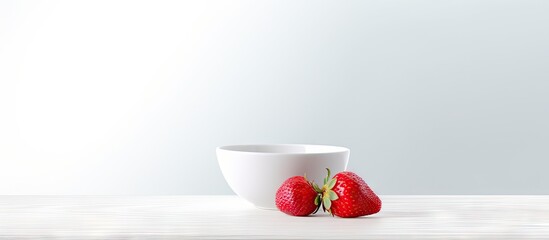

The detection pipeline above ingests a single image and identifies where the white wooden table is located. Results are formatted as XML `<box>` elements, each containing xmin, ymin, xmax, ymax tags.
<box><xmin>1</xmin><ymin>196</ymin><xmax>548</xmax><ymax>239</ymax></box>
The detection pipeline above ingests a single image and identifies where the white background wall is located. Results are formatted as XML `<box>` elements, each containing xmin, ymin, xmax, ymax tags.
<box><xmin>1</xmin><ymin>0</ymin><xmax>548</xmax><ymax>194</ymax></box>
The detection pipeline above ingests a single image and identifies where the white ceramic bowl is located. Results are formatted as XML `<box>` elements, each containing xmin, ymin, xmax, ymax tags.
<box><xmin>217</xmin><ymin>144</ymin><xmax>349</xmax><ymax>209</ymax></box>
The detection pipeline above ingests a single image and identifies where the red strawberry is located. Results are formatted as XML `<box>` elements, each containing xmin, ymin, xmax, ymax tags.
<box><xmin>321</xmin><ymin>169</ymin><xmax>381</xmax><ymax>218</ymax></box>
<box><xmin>275</xmin><ymin>176</ymin><xmax>322</xmax><ymax>216</ymax></box>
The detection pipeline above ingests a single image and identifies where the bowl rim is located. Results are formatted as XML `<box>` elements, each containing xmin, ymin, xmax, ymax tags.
<box><xmin>216</xmin><ymin>144</ymin><xmax>349</xmax><ymax>155</ymax></box>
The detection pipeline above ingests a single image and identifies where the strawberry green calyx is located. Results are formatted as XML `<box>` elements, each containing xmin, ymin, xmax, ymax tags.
<box><xmin>304</xmin><ymin>173</ymin><xmax>324</xmax><ymax>214</ymax></box>
<box><xmin>321</xmin><ymin>168</ymin><xmax>339</xmax><ymax>215</ymax></box>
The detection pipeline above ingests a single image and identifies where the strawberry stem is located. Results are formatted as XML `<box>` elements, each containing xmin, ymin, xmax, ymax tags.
<box><xmin>320</xmin><ymin>168</ymin><xmax>338</xmax><ymax>213</ymax></box>
<box><xmin>306</xmin><ymin>174</ymin><xmax>326</xmax><ymax>215</ymax></box>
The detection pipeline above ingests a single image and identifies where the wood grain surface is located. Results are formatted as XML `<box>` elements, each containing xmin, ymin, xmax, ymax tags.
<box><xmin>1</xmin><ymin>195</ymin><xmax>548</xmax><ymax>239</ymax></box>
